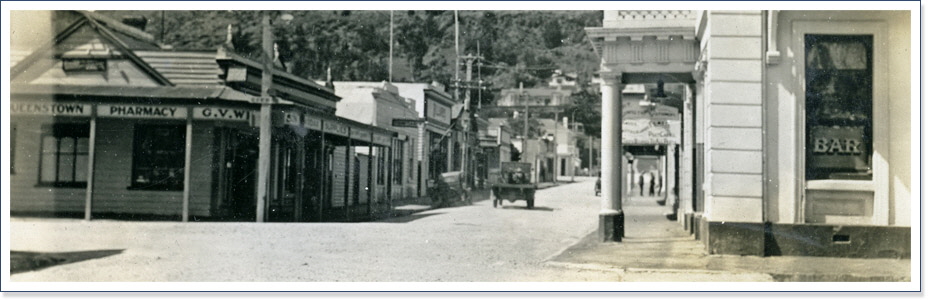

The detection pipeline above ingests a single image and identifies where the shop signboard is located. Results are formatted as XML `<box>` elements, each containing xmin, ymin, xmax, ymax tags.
<box><xmin>303</xmin><ymin>114</ymin><xmax>322</xmax><ymax>131</ymax></box>
<box><xmin>193</xmin><ymin>107</ymin><xmax>254</xmax><ymax>122</ymax></box>
<box><xmin>11</xmin><ymin>102</ymin><xmax>92</xmax><ymax>116</ymax></box>
<box><xmin>282</xmin><ymin>111</ymin><xmax>301</xmax><ymax>126</ymax></box>
<box><xmin>392</xmin><ymin>118</ymin><xmax>423</xmax><ymax>128</ymax></box>
<box><xmin>323</xmin><ymin>121</ymin><xmax>349</xmax><ymax>136</ymax></box>
<box><xmin>350</xmin><ymin>127</ymin><xmax>371</xmax><ymax>141</ymax></box>
<box><xmin>373</xmin><ymin>134</ymin><xmax>392</xmax><ymax>147</ymax></box>
<box><xmin>97</xmin><ymin>105</ymin><xmax>186</xmax><ymax>119</ymax></box>
<box><xmin>426</xmin><ymin>100</ymin><xmax>451</xmax><ymax>125</ymax></box>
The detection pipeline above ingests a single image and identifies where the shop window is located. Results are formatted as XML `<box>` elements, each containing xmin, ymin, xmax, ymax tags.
<box><xmin>39</xmin><ymin>123</ymin><xmax>89</xmax><ymax>188</ymax></box>
<box><xmin>805</xmin><ymin>34</ymin><xmax>873</xmax><ymax>181</ymax></box>
<box><xmin>131</xmin><ymin>124</ymin><xmax>185</xmax><ymax>191</ymax></box>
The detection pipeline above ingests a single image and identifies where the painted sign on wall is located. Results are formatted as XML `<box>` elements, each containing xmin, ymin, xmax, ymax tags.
<box><xmin>622</xmin><ymin>101</ymin><xmax>679</xmax><ymax>121</ymax></box>
<box><xmin>623</xmin><ymin>119</ymin><xmax>680</xmax><ymax>145</ymax></box>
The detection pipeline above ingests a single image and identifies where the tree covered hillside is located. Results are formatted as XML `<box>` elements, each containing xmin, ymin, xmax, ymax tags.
<box><xmin>100</xmin><ymin>10</ymin><xmax>602</xmax><ymax>103</ymax></box>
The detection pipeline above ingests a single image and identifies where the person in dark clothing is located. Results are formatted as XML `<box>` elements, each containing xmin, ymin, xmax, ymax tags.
<box><xmin>638</xmin><ymin>172</ymin><xmax>645</xmax><ymax>196</ymax></box>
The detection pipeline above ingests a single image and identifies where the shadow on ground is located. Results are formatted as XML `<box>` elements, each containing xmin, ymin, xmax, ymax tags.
<box><xmin>10</xmin><ymin>249</ymin><xmax>124</xmax><ymax>274</ymax></box>
<box><xmin>374</xmin><ymin>212</ymin><xmax>446</xmax><ymax>223</ymax></box>
<box><xmin>500</xmin><ymin>206</ymin><xmax>556</xmax><ymax>212</ymax></box>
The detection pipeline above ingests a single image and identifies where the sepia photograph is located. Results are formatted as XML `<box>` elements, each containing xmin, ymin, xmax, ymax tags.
<box><xmin>1</xmin><ymin>1</ymin><xmax>920</xmax><ymax>294</ymax></box>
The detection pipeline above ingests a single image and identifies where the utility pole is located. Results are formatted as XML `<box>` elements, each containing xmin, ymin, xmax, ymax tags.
<box><xmin>389</xmin><ymin>10</ymin><xmax>393</xmax><ymax>82</ymax></box>
<box><xmin>255</xmin><ymin>12</ymin><xmax>274</xmax><ymax>222</ymax></box>
<box><xmin>554</xmin><ymin>111</ymin><xmax>559</xmax><ymax>182</ymax></box>
<box><xmin>462</xmin><ymin>54</ymin><xmax>473</xmax><ymax>189</ymax></box>
<box><xmin>459</xmin><ymin>53</ymin><xmax>482</xmax><ymax>189</ymax></box>
<box><xmin>568</xmin><ymin>110</ymin><xmax>578</xmax><ymax>182</ymax></box>
<box><xmin>518</xmin><ymin>82</ymin><xmax>528</xmax><ymax>163</ymax></box>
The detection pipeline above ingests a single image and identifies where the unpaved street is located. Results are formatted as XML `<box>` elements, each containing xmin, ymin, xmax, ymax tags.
<box><xmin>11</xmin><ymin>178</ymin><xmax>618</xmax><ymax>282</ymax></box>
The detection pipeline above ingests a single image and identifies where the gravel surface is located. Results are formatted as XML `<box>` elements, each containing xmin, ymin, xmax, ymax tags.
<box><xmin>11</xmin><ymin>178</ymin><xmax>616</xmax><ymax>282</ymax></box>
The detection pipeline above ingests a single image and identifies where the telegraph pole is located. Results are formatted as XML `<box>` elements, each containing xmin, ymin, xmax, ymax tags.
<box><xmin>255</xmin><ymin>12</ymin><xmax>274</xmax><ymax>222</ymax></box>
<box><xmin>458</xmin><ymin>53</ymin><xmax>482</xmax><ymax>189</ymax></box>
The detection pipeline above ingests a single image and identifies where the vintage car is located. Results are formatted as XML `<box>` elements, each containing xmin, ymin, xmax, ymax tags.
<box><xmin>490</xmin><ymin>162</ymin><xmax>536</xmax><ymax>209</ymax></box>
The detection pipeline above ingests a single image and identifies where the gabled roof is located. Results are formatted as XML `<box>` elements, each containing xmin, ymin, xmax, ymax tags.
<box><xmin>11</xmin><ymin>10</ymin><xmax>173</xmax><ymax>86</ymax></box>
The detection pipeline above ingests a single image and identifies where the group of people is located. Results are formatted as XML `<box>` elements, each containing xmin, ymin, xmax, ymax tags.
<box><xmin>635</xmin><ymin>170</ymin><xmax>663</xmax><ymax>197</ymax></box>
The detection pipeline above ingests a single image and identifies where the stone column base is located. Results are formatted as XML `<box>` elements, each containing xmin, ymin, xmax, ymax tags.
<box><xmin>598</xmin><ymin>211</ymin><xmax>625</xmax><ymax>242</ymax></box>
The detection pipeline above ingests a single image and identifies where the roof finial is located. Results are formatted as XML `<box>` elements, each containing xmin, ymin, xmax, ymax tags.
<box><xmin>325</xmin><ymin>65</ymin><xmax>335</xmax><ymax>90</ymax></box>
<box><xmin>225</xmin><ymin>24</ymin><xmax>234</xmax><ymax>50</ymax></box>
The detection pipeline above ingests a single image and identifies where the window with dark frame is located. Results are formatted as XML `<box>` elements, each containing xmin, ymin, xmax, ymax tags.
<box><xmin>39</xmin><ymin>123</ymin><xmax>89</xmax><ymax>188</ymax></box>
<box><xmin>131</xmin><ymin>124</ymin><xmax>186</xmax><ymax>191</ymax></box>
<box><xmin>804</xmin><ymin>34</ymin><xmax>873</xmax><ymax>181</ymax></box>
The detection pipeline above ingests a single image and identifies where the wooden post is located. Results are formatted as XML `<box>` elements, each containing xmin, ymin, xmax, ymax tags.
<box><xmin>255</xmin><ymin>12</ymin><xmax>274</xmax><ymax>223</ymax></box>
<box><xmin>367</xmin><ymin>134</ymin><xmax>374</xmax><ymax>218</ymax></box>
<box><xmin>83</xmin><ymin>110</ymin><xmax>97</xmax><ymax>220</ymax></box>
<box><xmin>387</xmin><ymin>138</ymin><xmax>394</xmax><ymax>214</ymax></box>
<box><xmin>295</xmin><ymin>138</ymin><xmax>306</xmax><ymax>222</ymax></box>
<box><xmin>182</xmin><ymin>108</ymin><xmax>193</xmax><ymax>222</ymax></box>
<box><xmin>344</xmin><ymin>129</ymin><xmax>351</xmax><ymax>221</ymax></box>
<box><xmin>319</xmin><ymin>130</ymin><xmax>326</xmax><ymax>222</ymax></box>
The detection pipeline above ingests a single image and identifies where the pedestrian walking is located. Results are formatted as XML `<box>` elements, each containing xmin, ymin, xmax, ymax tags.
<box><xmin>638</xmin><ymin>172</ymin><xmax>645</xmax><ymax>196</ymax></box>
<box><xmin>643</xmin><ymin>171</ymin><xmax>653</xmax><ymax>196</ymax></box>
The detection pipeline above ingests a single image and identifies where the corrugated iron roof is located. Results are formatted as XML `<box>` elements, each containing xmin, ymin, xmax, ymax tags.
<box><xmin>136</xmin><ymin>50</ymin><xmax>223</xmax><ymax>87</ymax></box>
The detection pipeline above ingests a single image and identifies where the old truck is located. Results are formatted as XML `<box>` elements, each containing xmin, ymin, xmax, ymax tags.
<box><xmin>490</xmin><ymin>162</ymin><xmax>536</xmax><ymax>209</ymax></box>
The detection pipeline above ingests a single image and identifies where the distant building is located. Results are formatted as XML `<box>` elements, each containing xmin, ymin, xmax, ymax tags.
<box><xmin>330</xmin><ymin>81</ymin><xmax>421</xmax><ymax>202</ymax></box>
<box><xmin>391</xmin><ymin>82</ymin><xmax>458</xmax><ymax>196</ymax></box>
<box><xmin>479</xmin><ymin>118</ymin><xmax>513</xmax><ymax>185</ymax></box>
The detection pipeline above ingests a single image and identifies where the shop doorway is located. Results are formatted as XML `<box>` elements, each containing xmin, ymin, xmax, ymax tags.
<box><xmin>214</xmin><ymin>128</ymin><xmax>258</xmax><ymax>221</ymax></box>
<box><xmin>269</xmin><ymin>138</ymin><xmax>300</xmax><ymax>222</ymax></box>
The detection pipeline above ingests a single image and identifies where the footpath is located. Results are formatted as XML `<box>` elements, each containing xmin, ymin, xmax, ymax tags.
<box><xmin>545</xmin><ymin>195</ymin><xmax>912</xmax><ymax>282</ymax></box>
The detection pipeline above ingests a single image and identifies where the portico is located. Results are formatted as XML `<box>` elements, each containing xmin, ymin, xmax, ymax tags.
<box><xmin>586</xmin><ymin>10</ymin><xmax>699</xmax><ymax>242</ymax></box>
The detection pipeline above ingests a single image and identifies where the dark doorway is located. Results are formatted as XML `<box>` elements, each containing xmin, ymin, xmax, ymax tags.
<box><xmin>214</xmin><ymin>128</ymin><xmax>258</xmax><ymax>221</ymax></box>
<box><xmin>269</xmin><ymin>137</ymin><xmax>300</xmax><ymax>222</ymax></box>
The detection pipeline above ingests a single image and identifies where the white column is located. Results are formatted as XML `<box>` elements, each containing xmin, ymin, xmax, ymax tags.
<box><xmin>599</xmin><ymin>73</ymin><xmax>624</xmax><ymax>242</ymax></box>
<box><xmin>182</xmin><ymin>109</ymin><xmax>193</xmax><ymax>222</ymax></box>
<box><xmin>83</xmin><ymin>114</ymin><xmax>97</xmax><ymax>221</ymax></box>
<box><xmin>666</xmin><ymin>144</ymin><xmax>677</xmax><ymax>214</ymax></box>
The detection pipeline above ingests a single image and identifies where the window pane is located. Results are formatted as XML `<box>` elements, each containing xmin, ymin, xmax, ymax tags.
<box><xmin>76</xmin><ymin>137</ymin><xmax>89</xmax><ymax>153</ymax></box>
<box><xmin>40</xmin><ymin>152</ymin><xmax>57</xmax><ymax>182</ymax></box>
<box><xmin>805</xmin><ymin>34</ymin><xmax>873</xmax><ymax>181</ymax></box>
<box><xmin>75</xmin><ymin>154</ymin><xmax>88</xmax><ymax>182</ymax></box>
<box><xmin>58</xmin><ymin>154</ymin><xmax>74</xmax><ymax>182</ymax></box>
<box><xmin>59</xmin><ymin>138</ymin><xmax>75</xmax><ymax>154</ymax></box>
<box><xmin>42</xmin><ymin>136</ymin><xmax>57</xmax><ymax>153</ymax></box>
